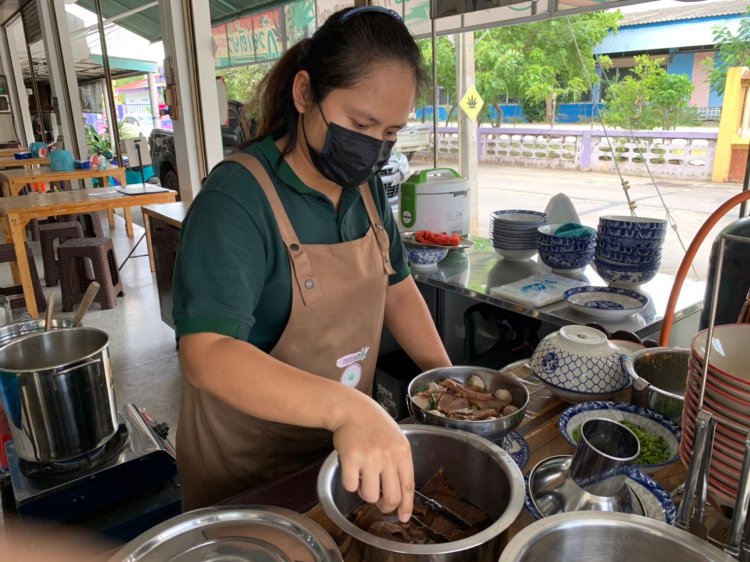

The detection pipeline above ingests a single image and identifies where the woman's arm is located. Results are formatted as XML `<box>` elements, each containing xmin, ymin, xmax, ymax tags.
<box><xmin>384</xmin><ymin>276</ymin><xmax>452</xmax><ymax>371</ymax></box>
<box><xmin>179</xmin><ymin>333</ymin><xmax>414</xmax><ymax>521</ymax></box>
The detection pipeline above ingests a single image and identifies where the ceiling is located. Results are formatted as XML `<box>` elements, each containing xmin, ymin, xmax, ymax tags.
<box><xmin>74</xmin><ymin>0</ymin><xmax>282</xmax><ymax>44</ymax></box>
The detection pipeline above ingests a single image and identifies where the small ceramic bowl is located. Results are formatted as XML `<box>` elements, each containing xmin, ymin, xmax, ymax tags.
<box><xmin>495</xmin><ymin>247</ymin><xmax>538</xmax><ymax>261</ymax></box>
<box><xmin>597</xmin><ymin>225</ymin><xmax>667</xmax><ymax>241</ymax></box>
<box><xmin>597</xmin><ymin>235</ymin><xmax>665</xmax><ymax>252</ymax></box>
<box><xmin>537</xmin><ymin>224</ymin><xmax>597</xmax><ymax>250</ymax></box>
<box><xmin>594</xmin><ymin>259</ymin><xmax>659</xmax><ymax>287</ymax></box>
<box><xmin>599</xmin><ymin>216</ymin><xmax>668</xmax><ymax>231</ymax></box>
<box><xmin>530</xmin><ymin>325</ymin><xmax>630</xmax><ymax>393</ymax></box>
<box><xmin>595</xmin><ymin>247</ymin><xmax>662</xmax><ymax>265</ymax></box>
<box><xmin>491</xmin><ymin>209</ymin><xmax>547</xmax><ymax>226</ymax></box>
<box><xmin>404</xmin><ymin>243</ymin><xmax>449</xmax><ymax>270</ymax></box>
<box><xmin>538</xmin><ymin>248</ymin><xmax>595</xmax><ymax>270</ymax></box>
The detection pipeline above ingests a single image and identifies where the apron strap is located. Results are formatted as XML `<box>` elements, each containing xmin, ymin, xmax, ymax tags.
<box><xmin>226</xmin><ymin>152</ymin><xmax>323</xmax><ymax>306</ymax></box>
<box><xmin>359</xmin><ymin>185</ymin><xmax>397</xmax><ymax>276</ymax></box>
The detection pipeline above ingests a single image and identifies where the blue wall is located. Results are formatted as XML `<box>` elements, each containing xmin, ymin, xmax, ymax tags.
<box><xmin>668</xmin><ymin>52</ymin><xmax>694</xmax><ymax>80</ymax></box>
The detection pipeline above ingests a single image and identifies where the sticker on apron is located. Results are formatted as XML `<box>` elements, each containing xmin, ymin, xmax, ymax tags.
<box><xmin>340</xmin><ymin>363</ymin><xmax>362</xmax><ymax>387</ymax></box>
<box><xmin>336</xmin><ymin>346</ymin><xmax>370</xmax><ymax>368</ymax></box>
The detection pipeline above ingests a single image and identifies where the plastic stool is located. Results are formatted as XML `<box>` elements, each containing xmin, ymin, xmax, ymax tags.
<box><xmin>59</xmin><ymin>237</ymin><xmax>124</xmax><ymax>312</ymax></box>
<box><xmin>39</xmin><ymin>221</ymin><xmax>84</xmax><ymax>286</ymax></box>
<box><xmin>0</xmin><ymin>243</ymin><xmax>47</xmax><ymax>313</ymax></box>
<box><xmin>61</xmin><ymin>212</ymin><xmax>105</xmax><ymax>238</ymax></box>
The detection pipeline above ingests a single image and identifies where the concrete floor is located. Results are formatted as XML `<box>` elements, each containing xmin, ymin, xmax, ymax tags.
<box><xmin>0</xmin><ymin>163</ymin><xmax>742</xmax><ymax>441</ymax></box>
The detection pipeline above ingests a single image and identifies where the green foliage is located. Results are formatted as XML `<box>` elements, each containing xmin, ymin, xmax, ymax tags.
<box><xmin>416</xmin><ymin>37</ymin><xmax>456</xmax><ymax>124</ymax></box>
<box><xmin>703</xmin><ymin>9</ymin><xmax>750</xmax><ymax>95</ymax></box>
<box><xmin>601</xmin><ymin>56</ymin><xmax>695</xmax><ymax>130</ymax></box>
<box><xmin>86</xmin><ymin>125</ymin><xmax>112</xmax><ymax>158</ymax></box>
<box><xmin>474</xmin><ymin>12</ymin><xmax>620</xmax><ymax>123</ymax></box>
<box><xmin>218</xmin><ymin>63</ymin><xmax>274</xmax><ymax>103</ymax></box>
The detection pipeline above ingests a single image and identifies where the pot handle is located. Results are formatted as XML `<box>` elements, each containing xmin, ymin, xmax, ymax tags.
<box><xmin>54</xmin><ymin>357</ymin><xmax>102</xmax><ymax>376</ymax></box>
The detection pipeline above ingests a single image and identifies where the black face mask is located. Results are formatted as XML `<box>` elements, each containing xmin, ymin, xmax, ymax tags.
<box><xmin>304</xmin><ymin>108</ymin><xmax>395</xmax><ymax>188</ymax></box>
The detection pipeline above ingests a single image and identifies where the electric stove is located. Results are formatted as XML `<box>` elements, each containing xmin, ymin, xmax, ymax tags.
<box><xmin>1</xmin><ymin>403</ymin><xmax>182</xmax><ymax>542</ymax></box>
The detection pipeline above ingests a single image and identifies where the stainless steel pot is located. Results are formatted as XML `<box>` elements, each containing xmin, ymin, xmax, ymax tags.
<box><xmin>0</xmin><ymin>318</ymin><xmax>76</xmax><ymax>348</ymax></box>
<box><xmin>0</xmin><ymin>327</ymin><xmax>117</xmax><ymax>463</ymax></box>
<box><xmin>499</xmin><ymin>512</ymin><xmax>736</xmax><ymax>562</ymax></box>
<box><xmin>317</xmin><ymin>425</ymin><xmax>525</xmax><ymax>561</ymax></box>
<box><xmin>623</xmin><ymin>347</ymin><xmax>689</xmax><ymax>422</ymax></box>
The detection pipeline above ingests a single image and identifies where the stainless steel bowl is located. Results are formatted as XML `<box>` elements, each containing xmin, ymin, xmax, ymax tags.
<box><xmin>109</xmin><ymin>505</ymin><xmax>343</xmax><ymax>561</ymax></box>
<box><xmin>499</xmin><ymin>512</ymin><xmax>736</xmax><ymax>562</ymax></box>
<box><xmin>317</xmin><ymin>424</ymin><xmax>525</xmax><ymax>561</ymax></box>
<box><xmin>0</xmin><ymin>317</ymin><xmax>76</xmax><ymax>348</ymax></box>
<box><xmin>623</xmin><ymin>347</ymin><xmax>689</xmax><ymax>422</ymax></box>
<box><xmin>406</xmin><ymin>366</ymin><xmax>529</xmax><ymax>442</ymax></box>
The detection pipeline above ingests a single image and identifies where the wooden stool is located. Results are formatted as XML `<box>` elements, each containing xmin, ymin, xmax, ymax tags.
<box><xmin>0</xmin><ymin>243</ymin><xmax>47</xmax><ymax>313</ymax></box>
<box><xmin>39</xmin><ymin>221</ymin><xmax>84</xmax><ymax>286</ymax></box>
<box><xmin>59</xmin><ymin>237</ymin><xmax>124</xmax><ymax>312</ymax></box>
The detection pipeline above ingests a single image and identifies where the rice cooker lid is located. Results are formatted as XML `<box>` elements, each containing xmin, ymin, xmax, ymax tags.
<box><xmin>108</xmin><ymin>506</ymin><xmax>343</xmax><ymax>562</ymax></box>
<box><xmin>405</xmin><ymin>168</ymin><xmax>468</xmax><ymax>195</ymax></box>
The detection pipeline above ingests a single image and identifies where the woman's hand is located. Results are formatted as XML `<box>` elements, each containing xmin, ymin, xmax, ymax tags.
<box><xmin>331</xmin><ymin>394</ymin><xmax>414</xmax><ymax>522</ymax></box>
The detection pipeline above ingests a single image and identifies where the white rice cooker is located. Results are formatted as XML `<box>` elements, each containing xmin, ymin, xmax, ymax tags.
<box><xmin>398</xmin><ymin>168</ymin><xmax>470</xmax><ymax>235</ymax></box>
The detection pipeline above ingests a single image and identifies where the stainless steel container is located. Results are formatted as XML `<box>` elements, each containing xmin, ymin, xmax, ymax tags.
<box><xmin>406</xmin><ymin>366</ymin><xmax>529</xmax><ymax>442</ymax></box>
<box><xmin>317</xmin><ymin>425</ymin><xmax>525</xmax><ymax>561</ymax></box>
<box><xmin>109</xmin><ymin>506</ymin><xmax>343</xmax><ymax>562</ymax></box>
<box><xmin>623</xmin><ymin>347</ymin><xmax>689</xmax><ymax>422</ymax></box>
<box><xmin>0</xmin><ymin>327</ymin><xmax>117</xmax><ymax>463</ymax></box>
<box><xmin>0</xmin><ymin>318</ymin><xmax>76</xmax><ymax>348</ymax></box>
<box><xmin>499</xmin><ymin>512</ymin><xmax>736</xmax><ymax>562</ymax></box>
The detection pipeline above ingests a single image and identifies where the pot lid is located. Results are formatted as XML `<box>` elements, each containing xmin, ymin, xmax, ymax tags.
<box><xmin>109</xmin><ymin>505</ymin><xmax>343</xmax><ymax>562</ymax></box>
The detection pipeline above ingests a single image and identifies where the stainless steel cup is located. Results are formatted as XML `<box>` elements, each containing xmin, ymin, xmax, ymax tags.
<box><xmin>570</xmin><ymin>418</ymin><xmax>640</xmax><ymax>498</ymax></box>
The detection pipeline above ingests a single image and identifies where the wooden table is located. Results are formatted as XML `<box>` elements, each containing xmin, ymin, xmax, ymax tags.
<box><xmin>0</xmin><ymin>166</ymin><xmax>127</xmax><ymax>197</ymax></box>
<box><xmin>0</xmin><ymin>188</ymin><xmax>177</xmax><ymax>317</ymax></box>
<box><xmin>0</xmin><ymin>156</ymin><xmax>50</xmax><ymax>170</ymax></box>
<box><xmin>0</xmin><ymin>147</ymin><xmax>22</xmax><ymax>158</ymax></box>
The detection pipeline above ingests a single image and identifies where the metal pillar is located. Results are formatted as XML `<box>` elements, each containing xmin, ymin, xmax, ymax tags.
<box><xmin>93</xmin><ymin>0</ymin><xmax>123</xmax><ymax>169</ymax></box>
<box><xmin>0</xmin><ymin>22</ymin><xmax>34</xmax><ymax>145</ymax></box>
<box><xmin>147</xmin><ymin>72</ymin><xmax>161</xmax><ymax>130</ymax></box>
<box><xmin>158</xmin><ymin>0</ymin><xmax>223</xmax><ymax>202</ymax></box>
<box><xmin>456</xmin><ymin>31</ymin><xmax>478</xmax><ymax>235</ymax></box>
<box><xmin>36</xmin><ymin>0</ymin><xmax>87</xmax><ymax>160</ymax></box>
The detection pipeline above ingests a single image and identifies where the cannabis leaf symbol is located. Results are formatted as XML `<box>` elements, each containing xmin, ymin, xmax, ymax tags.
<box><xmin>466</xmin><ymin>95</ymin><xmax>478</xmax><ymax>109</ymax></box>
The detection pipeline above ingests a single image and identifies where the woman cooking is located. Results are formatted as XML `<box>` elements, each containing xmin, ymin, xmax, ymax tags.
<box><xmin>172</xmin><ymin>7</ymin><xmax>451</xmax><ymax>522</ymax></box>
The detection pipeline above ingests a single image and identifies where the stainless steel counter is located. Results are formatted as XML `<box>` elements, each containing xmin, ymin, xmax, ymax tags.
<box><xmin>411</xmin><ymin>237</ymin><xmax>705</xmax><ymax>341</ymax></box>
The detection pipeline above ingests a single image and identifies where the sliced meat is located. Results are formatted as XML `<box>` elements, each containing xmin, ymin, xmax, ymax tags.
<box><xmin>429</xmin><ymin>494</ymin><xmax>489</xmax><ymax>527</ymax></box>
<box><xmin>441</xmin><ymin>379</ymin><xmax>494</xmax><ymax>401</ymax></box>
<box><xmin>437</xmin><ymin>393</ymin><xmax>470</xmax><ymax>414</ymax></box>
<box><xmin>367</xmin><ymin>521</ymin><xmax>429</xmax><ymax>543</ymax></box>
<box><xmin>428</xmin><ymin>514</ymin><xmax>470</xmax><ymax>541</ymax></box>
<box><xmin>470</xmin><ymin>397</ymin><xmax>511</xmax><ymax>410</ymax></box>
<box><xmin>411</xmin><ymin>394</ymin><xmax>431</xmax><ymax>411</ymax></box>
<box><xmin>450</xmin><ymin>408</ymin><xmax>498</xmax><ymax>420</ymax></box>
<box><xmin>421</xmin><ymin>469</ymin><xmax>460</xmax><ymax>499</ymax></box>
<box><xmin>353</xmin><ymin>503</ymin><xmax>386</xmax><ymax>530</ymax></box>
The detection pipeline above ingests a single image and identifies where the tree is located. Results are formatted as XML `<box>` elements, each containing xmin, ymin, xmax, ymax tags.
<box><xmin>601</xmin><ymin>56</ymin><xmax>695</xmax><ymax>130</ymax></box>
<box><xmin>416</xmin><ymin>37</ymin><xmax>456</xmax><ymax>124</ymax></box>
<box><xmin>703</xmin><ymin>9</ymin><xmax>750</xmax><ymax>95</ymax></box>
<box><xmin>474</xmin><ymin>12</ymin><xmax>620</xmax><ymax>124</ymax></box>
<box><xmin>218</xmin><ymin>63</ymin><xmax>273</xmax><ymax>103</ymax></box>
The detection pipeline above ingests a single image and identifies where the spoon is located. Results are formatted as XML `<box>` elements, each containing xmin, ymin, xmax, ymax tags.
<box><xmin>73</xmin><ymin>282</ymin><xmax>100</xmax><ymax>327</ymax></box>
<box><xmin>44</xmin><ymin>292</ymin><xmax>55</xmax><ymax>331</ymax></box>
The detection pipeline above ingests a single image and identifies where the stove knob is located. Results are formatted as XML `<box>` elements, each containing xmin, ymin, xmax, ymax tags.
<box><xmin>153</xmin><ymin>422</ymin><xmax>170</xmax><ymax>439</ymax></box>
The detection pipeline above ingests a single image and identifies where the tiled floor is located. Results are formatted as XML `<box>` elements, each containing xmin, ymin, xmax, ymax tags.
<box><xmin>0</xmin><ymin>209</ymin><xmax>183</xmax><ymax>437</ymax></box>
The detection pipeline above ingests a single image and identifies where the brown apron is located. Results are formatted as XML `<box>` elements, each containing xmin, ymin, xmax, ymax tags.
<box><xmin>177</xmin><ymin>153</ymin><xmax>396</xmax><ymax>511</ymax></box>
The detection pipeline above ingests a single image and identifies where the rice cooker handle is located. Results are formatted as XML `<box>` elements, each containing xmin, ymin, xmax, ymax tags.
<box><xmin>425</xmin><ymin>168</ymin><xmax>462</xmax><ymax>180</ymax></box>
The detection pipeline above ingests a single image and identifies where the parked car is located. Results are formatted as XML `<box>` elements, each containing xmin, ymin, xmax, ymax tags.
<box><xmin>394</xmin><ymin>124</ymin><xmax>431</xmax><ymax>161</ymax></box>
<box><xmin>149</xmin><ymin>100</ymin><xmax>250</xmax><ymax>196</ymax></box>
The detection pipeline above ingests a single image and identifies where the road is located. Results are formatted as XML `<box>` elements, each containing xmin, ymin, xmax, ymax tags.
<box><xmin>410</xmin><ymin>160</ymin><xmax>746</xmax><ymax>282</ymax></box>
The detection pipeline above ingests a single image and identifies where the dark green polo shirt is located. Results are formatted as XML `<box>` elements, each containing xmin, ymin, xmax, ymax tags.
<box><xmin>172</xmin><ymin>135</ymin><xmax>410</xmax><ymax>351</ymax></box>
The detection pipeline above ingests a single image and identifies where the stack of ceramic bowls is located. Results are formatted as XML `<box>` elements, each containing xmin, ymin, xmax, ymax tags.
<box><xmin>594</xmin><ymin>216</ymin><xmax>667</xmax><ymax>286</ymax></box>
<box><xmin>490</xmin><ymin>210</ymin><xmax>547</xmax><ymax>261</ymax></box>
<box><xmin>537</xmin><ymin>224</ymin><xmax>596</xmax><ymax>272</ymax></box>
<box><xmin>681</xmin><ymin>324</ymin><xmax>750</xmax><ymax>508</ymax></box>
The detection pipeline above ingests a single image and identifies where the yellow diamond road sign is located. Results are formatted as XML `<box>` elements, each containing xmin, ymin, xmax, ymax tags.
<box><xmin>459</xmin><ymin>85</ymin><xmax>484</xmax><ymax>123</ymax></box>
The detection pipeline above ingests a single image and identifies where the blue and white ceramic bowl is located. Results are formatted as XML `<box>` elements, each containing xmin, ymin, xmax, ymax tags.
<box><xmin>403</xmin><ymin>243</ymin><xmax>449</xmax><ymax>269</ymax></box>
<box><xmin>558</xmin><ymin>401</ymin><xmax>681</xmax><ymax>473</ymax></box>
<box><xmin>597</xmin><ymin>238</ymin><xmax>663</xmax><ymax>257</ymax></box>
<box><xmin>530</xmin><ymin>325</ymin><xmax>630</xmax><ymax>393</ymax></box>
<box><xmin>563</xmin><ymin>286</ymin><xmax>649</xmax><ymax>320</ymax></box>
<box><xmin>537</xmin><ymin>224</ymin><xmax>597</xmax><ymax>249</ymax></box>
<box><xmin>594</xmin><ymin>259</ymin><xmax>659</xmax><ymax>287</ymax></box>
<box><xmin>599</xmin><ymin>216</ymin><xmax>668</xmax><ymax>232</ymax></box>
<box><xmin>538</xmin><ymin>248</ymin><xmax>595</xmax><ymax>270</ymax></box>
<box><xmin>598</xmin><ymin>225</ymin><xmax>667</xmax><ymax>241</ymax></box>
<box><xmin>595</xmin><ymin>248</ymin><xmax>662</xmax><ymax>265</ymax></box>
<box><xmin>491</xmin><ymin>209</ymin><xmax>547</xmax><ymax>226</ymax></box>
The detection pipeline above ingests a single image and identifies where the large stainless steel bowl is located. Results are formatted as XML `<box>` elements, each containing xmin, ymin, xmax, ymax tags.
<box><xmin>499</xmin><ymin>512</ymin><xmax>736</xmax><ymax>562</ymax></box>
<box><xmin>0</xmin><ymin>317</ymin><xmax>76</xmax><ymax>348</ymax></box>
<box><xmin>623</xmin><ymin>347</ymin><xmax>689</xmax><ymax>422</ymax></box>
<box><xmin>317</xmin><ymin>424</ymin><xmax>525</xmax><ymax>562</ymax></box>
<box><xmin>406</xmin><ymin>366</ymin><xmax>529</xmax><ymax>442</ymax></box>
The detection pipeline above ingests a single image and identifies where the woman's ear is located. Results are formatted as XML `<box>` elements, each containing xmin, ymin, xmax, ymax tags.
<box><xmin>292</xmin><ymin>70</ymin><xmax>314</xmax><ymax>114</ymax></box>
